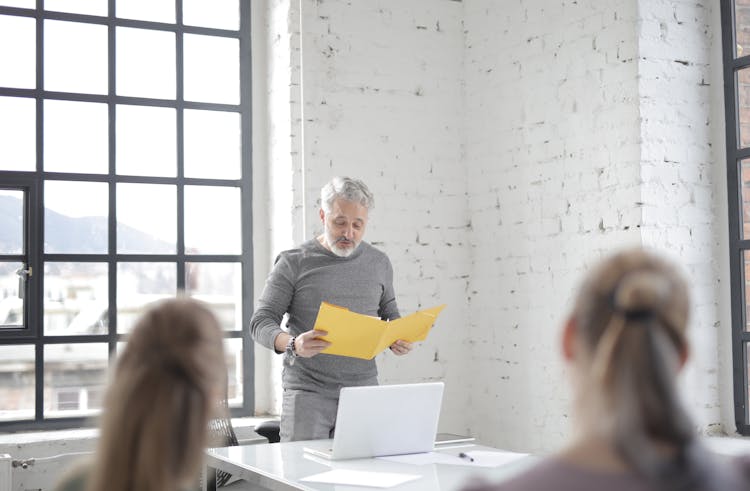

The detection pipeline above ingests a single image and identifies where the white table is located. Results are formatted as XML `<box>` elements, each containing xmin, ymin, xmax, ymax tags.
<box><xmin>205</xmin><ymin>440</ymin><xmax>534</xmax><ymax>491</ymax></box>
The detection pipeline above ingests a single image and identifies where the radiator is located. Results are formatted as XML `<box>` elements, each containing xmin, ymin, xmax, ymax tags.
<box><xmin>7</xmin><ymin>452</ymin><xmax>89</xmax><ymax>491</ymax></box>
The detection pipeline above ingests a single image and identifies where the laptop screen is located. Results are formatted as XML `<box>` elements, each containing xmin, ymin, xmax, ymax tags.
<box><xmin>326</xmin><ymin>382</ymin><xmax>445</xmax><ymax>460</ymax></box>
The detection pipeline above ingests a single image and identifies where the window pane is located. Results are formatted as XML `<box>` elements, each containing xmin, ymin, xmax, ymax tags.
<box><xmin>0</xmin><ymin>1</ymin><xmax>34</xmax><ymax>7</ymax></box>
<box><xmin>44</xmin><ymin>20</ymin><xmax>107</xmax><ymax>95</ymax></box>
<box><xmin>0</xmin><ymin>190</ymin><xmax>24</xmax><ymax>254</ymax></box>
<box><xmin>116</xmin><ymin>0</ymin><xmax>174</xmax><ymax>23</ymax></box>
<box><xmin>184</xmin><ymin>110</ymin><xmax>241</xmax><ymax>179</ymax></box>
<box><xmin>44</xmin><ymin>100</ymin><xmax>108</xmax><ymax>174</ymax></box>
<box><xmin>116</xmin><ymin>105</ymin><xmax>176</xmax><ymax>177</ymax></box>
<box><xmin>0</xmin><ymin>262</ymin><xmax>24</xmax><ymax>328</ymax></box>
<box><xmin>186</xmin><ymin>262</ymin><xmax>241</xmax><ymax>331</ymax></box>
<box><xmin>185</xmin><ymin>186</ymin><xmax>241</xmax><ymax>254</ymax></box>
<box><xmin>740</xmin><ymin>68</ymin><xmax>750</xmax><ymax>149</ymax></box>
<box><xmin>45</xmin><ymin>0</ymin><xmax>107</xmax><ymax>16</ymax></box>
<box><xmin>44</xmin><ymin>343</ymin><xmax>107</xmax><ymax>418</ymax></box>
<box><xmin>743</xmin><ymin>159</ymin><xmax>750</xmax><ymax>240</ymax></box>
<box><xmin>116</xmin><ymin>183</ymin><xmax>176</xmax><ymax>254</ymax></box>
<box><xmin>45</xmin><ymin>181</ymin><xmax>108</xmax><ymax>254</ymax></box>
<box><xmin>184</xmin><ymin>34</ymin><xmax>240</xmax><ymax>105</ymax></box>
<box><xmin>0</xmin><ymin>15</ymin><xmax>35</xmax><ymax>89</ymax></box>
<box><xmin>0</xmin><ymin>97</ymin><xmax>35</xmax><ymax>172</ymax></box>
<box><xmin>0</xmin><ymin>345</ymin><xmax>34</xmax><ymax>421</ymax></box>
<box><xmin>117</xmin><ymin>262</ymin><xmax>175</xmax><ymax>333</ymax></box>
<box><xmin>44</xmin><ymin>262</ymin><xmax>108</xmax><ymax>335</ymax></box>
<box><xmin>737</xmin><ymin>1</ymin><xmax>750</xmax><ymax>58</ymax></box>
<box><xmin>116</xmin><ymin>27</ymin><xmax>175</xmax><ymax>100</ymax></box>
<box><xmin>184</xmin><ymin>0</ymin><xmax>239</xmax><ymax>30</ymax></box>
<box><xmin>225</xmin><ymin>337</ymin><xmax>242</xmax><ymax>407</ymax></box>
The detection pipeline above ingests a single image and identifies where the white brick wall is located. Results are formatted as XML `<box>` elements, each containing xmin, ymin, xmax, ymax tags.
<box><xmin>637</xmin><ymin>0</ymin><xmax>724</xmax><ymax>435</ymax></box>
<box><xmin>257</xmin><ymin>0</ymin><xmax>735</xmax><ymax>452</ymax></box>
<box><xmin>464</xmin><ymin>0</ymin><xmax>644</xmax><ymax>452</ymax></box>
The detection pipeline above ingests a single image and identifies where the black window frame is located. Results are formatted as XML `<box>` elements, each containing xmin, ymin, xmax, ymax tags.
<box><xmin>721</xmin><ymin>0</ymin><xmax>750</xmax><ymax>436</ymax></box>
<box><xmin>0</xmin><ymin>0</ymin><xmax>254</xmax><ymax>431</ymax></box>
<box><xmin>0</xmin><ymin>178</ymin><xmax>39</xmax><ymax>337</ymax></box>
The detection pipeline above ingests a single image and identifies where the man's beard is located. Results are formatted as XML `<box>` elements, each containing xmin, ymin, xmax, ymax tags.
<box><xmin>325</xmin><ymin>229</ymin><xmax>359</xmax><ymax>257</ymax></box>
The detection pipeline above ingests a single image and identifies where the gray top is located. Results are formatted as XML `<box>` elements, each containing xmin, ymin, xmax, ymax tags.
<box><xmin>461</xmin><ymin>455</ymin><xmax>750</xmax><ymax>491</ymax></box>
<box><xmin>250</xmin><ymin>238</ymin><xmax>400</xmax><ymax>396</ymax></box>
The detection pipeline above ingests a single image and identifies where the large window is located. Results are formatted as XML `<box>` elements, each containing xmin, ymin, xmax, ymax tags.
<box><xmin>722</xmin><ymin>0</ymin><xmax>750</xmax><ymax>436</ymax></box>
<box><xmin>0</xmin><ymin>0</ymin><xmax>252</xmax><ymax>430</ymax></box>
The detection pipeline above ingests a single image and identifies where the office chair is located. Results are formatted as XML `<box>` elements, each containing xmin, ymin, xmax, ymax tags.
<box><xmin>205</xmin><ymin>403</ymin><xmax>278</xmax><ymax>489</ymax></box>
<box><xmin>206</xmin><ymin>401</ymin><xmax>239</xmax><ymax>488</ymax></box>
<box><xmin>253</xmin><ymin>419</ymin><xmax>281</xmax><ymax>443</ymax></box>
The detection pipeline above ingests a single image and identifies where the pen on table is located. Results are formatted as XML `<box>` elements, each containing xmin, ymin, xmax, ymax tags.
<box><xmin>459</xmin><ymin>452</ymin><xmax>474</xmax><ymax>462</ymax></box>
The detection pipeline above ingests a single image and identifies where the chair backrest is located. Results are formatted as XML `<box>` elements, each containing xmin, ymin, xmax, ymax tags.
<box><xmin>207</xmin><ymin>398</ymin><xmax>238</xmax><ymax>487</ymax></box>
<box><xmin>254</xmin><ymin>420</ymin><xmax>280</xmax><ymax>444</ymax></box>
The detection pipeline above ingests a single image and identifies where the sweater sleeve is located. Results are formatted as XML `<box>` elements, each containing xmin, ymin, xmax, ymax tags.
<box><xmin>249</xmin><ymin>252</ymin><xmax>297</xmax><ymax>352</ymax></box>
<box><xmin>378</xmin><ymin>255</ymin><xmax>401</xmax><ymax>321</ymax></box>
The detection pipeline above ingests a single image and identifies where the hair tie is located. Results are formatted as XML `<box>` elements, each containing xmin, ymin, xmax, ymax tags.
<box><xmin>616</xmin><ymin>308</ymin><xmax>656</xmax><ymax>323</ymax></box>
<box><xmin>609</xmin><ymin>290</ymin><xmax>657</xmax><ymax>324</ymax></box>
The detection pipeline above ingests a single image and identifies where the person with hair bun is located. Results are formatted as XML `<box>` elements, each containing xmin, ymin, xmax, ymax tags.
<box><xmin>463</xmin><ymin>248</ymin><xmax>750</xmax><ymax>491</ymax></box>
<box><xmin>55</xmin><ymin>297</ymin><xmax>227</xmax><ymax>491</ymax></box>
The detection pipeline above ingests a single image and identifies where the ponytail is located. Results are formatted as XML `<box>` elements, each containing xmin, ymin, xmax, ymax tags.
<box><xmin>574</xmin><ymin>251</ymin><xmax>715</xmax><ymax>490</ymax></box>
<box><xmin>86</xmin><ymin>298</ymin><xmax>226</xmax><ymax>491</ymax></box>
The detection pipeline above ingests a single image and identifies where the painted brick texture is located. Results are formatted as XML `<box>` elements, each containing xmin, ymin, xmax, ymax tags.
<box><xmin>464</xmin><ymin>0</ymin><xmax>644</xmax><ymax>452</ymax></box>
<box><xmin>460</xmin><ymin>0</ymin><xmax>726</xmax><ymax>451</ymax></box>
<box><xmin>637</xmin><ymin>0</ymin><xmax>723</xmax><ymax>435</ymax></box>
<box><xmin>263</xmin><ymin>0</ymin><xmax>729</xmax><ymax>452</ymax></box>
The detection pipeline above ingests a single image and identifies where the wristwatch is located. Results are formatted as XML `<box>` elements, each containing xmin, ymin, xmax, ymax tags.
<box><xmin>286</xmin><ymin>336</ymin><xmax>298</xmax><ymax>360</ymax></box>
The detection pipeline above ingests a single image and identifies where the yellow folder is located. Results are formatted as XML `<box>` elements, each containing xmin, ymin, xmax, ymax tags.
<box><xmin>313</xmin><ymin>302</ymin><xmax>446</xmax><ymax>360</ymax></box>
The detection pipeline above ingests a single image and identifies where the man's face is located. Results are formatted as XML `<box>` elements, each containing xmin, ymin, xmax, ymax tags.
<box><xmin>320</xmin><ymin>198</ymin><xmax>369</xmax><ymax>257</ymax></box>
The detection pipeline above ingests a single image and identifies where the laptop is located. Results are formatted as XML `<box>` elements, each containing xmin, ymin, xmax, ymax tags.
<box><xmin>303</xmin><ymin>382</ymin><xmax>445</xmax><ymax>460</ymax></box>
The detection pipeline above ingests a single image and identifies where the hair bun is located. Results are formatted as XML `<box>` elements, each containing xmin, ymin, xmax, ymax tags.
<box><xmin>612</xmin><ymin>270</ymin><xmax>671</xmax><ymax>318</ymax></box>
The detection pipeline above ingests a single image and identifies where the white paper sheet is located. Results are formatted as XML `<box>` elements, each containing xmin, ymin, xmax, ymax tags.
<box><xmin>299</xmin><ymin>469</ymin><xmax>421</xmax><ymax>488</ymax></box>
<box><xmin>377</xmin><ymin>450</ymin><xmax>529</xmax><ymax>468</ymax></box>
<box><xmin>460</xmin><ymin>450</ymin><xmax>530</xmax><ymax>467</ymax></box>
<box><xmin>377</xmin><ymin>452</ymin><xmax>467</xmax><ymax>465</ymax></box>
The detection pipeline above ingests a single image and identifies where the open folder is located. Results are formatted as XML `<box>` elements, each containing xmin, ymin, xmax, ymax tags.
<box><xmin>312</xmin><ymin>302</ymin><xmax>445</xmax><ymax>360</ymax></box>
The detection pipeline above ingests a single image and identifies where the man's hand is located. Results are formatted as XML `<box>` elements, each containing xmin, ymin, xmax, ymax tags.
<box><xmin>389</xmin><ymin>339</ymin><xmax>413</xmax><ymax>356</ymax></box>
<box><xmin>294</xmin><ymin>330</ymin><xmax>331</xmax><ymax>358</ymax></box>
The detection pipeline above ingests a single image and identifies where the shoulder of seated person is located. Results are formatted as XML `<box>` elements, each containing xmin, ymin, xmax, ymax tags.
<box><xmin>737</xmin><ymin>454</ymin><xmax>750</xmax><ymax>480</ymax></box>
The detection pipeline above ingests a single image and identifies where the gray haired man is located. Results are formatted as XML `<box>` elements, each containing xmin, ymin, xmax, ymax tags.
<box><xmin>250</xmin><ymin>176</ymin><xmax>413</xmax><ymax>441</ymax></box>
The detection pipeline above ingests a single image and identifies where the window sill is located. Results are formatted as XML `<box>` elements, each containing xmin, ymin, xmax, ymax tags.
<box><xmin>0</xmin><ymin>416</ymin><xmax>272</xmax><ymax>460</ymax></box>
<box><xmin>704</xmin><ymin>435</ymin><xmax>750</xmax><ymax>456</ymax></box>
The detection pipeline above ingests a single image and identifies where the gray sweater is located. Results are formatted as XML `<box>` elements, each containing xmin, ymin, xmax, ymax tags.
<box><xmin>461</xmin><ymin>455</ymin><xmax>750</xmax><ymax>491</ymax></box>
<box><xmin>250</xmin><ymin>238</ymin><xmax>400</xmax><ymax>396</ymax></box>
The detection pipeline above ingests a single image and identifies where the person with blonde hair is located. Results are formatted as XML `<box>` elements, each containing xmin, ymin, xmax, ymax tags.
<box><xmin>464</xmin><ymin>248</ymin><xmax>750</xmax><ymax>491</ymax></box>
<box><xmin>55</xmin><ymin>297</ymin><xmax>227</xmax><ymax>491</ymax></box>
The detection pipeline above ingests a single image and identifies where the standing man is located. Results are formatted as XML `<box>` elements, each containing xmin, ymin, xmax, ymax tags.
<box><xmin>250</xmin><ymin>176</ymin><xmax>413</xmax><ymax>441</ymax></box>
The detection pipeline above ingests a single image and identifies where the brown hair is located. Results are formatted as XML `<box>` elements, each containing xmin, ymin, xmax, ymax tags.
<box><xmin>572</xmin><ymin>248</ymin><xmax>701</xmax><ymax>488</ymax></box>
<box><xmin>86</xmin><ymin>298</ymin><xmax>226</xmax><ymax>491</ymax></box>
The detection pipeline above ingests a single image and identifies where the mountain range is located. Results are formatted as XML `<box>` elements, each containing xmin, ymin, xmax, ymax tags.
<box><xmin>0</xmin><ymin>195</ymin><xmax>173</xmax><ymax>274</ymax></box>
